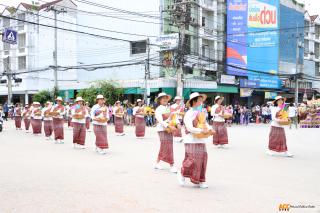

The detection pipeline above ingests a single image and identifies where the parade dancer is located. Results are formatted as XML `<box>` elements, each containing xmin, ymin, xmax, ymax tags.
<box><xmin>51</xmin><ymin>97</ymin><xmax>66</xmax><ymax>144</ymax></box>
<box><xmin>85</xmin><ymin>102</ymin><xmax>91</xmax><ymax>132</ymax></box>
<box><xmin>71</xmin><ymin>97</ymin><xmax>88</xmax><ymax>149</ymax></box>
<box><xmin>31</xmin><ymin>102</ymin><xmax>42</xmax><ymax>135</ymax></box>
<box><xmin>113</xmin><ymin>101</ymin><xmax>125</xmax><ymax>136</ymax></box>
<box><xmin>14</xmin><ymin>103</ymin><xmax>22</xmax><ymax>130</ymax></box>
<box><xmin>178</xmin><ymin>92</ymin><xmax>213</xmax><ymax>189</ymax></box>
<box><xmin>154</xmin><ymin>93</ymin><xmax>179</xmax><ymax>173</ymax></box>
<box><xmin>42</xmin><ymin>101</ymin><xmax>53</xmax><ymax>140</ymax></box>
<box><xmin>170</xmin><ymin>96</ymin><xmax>184</xmax><ymax>142</ymax></box>
<box><xmin>22</xmin><ymin>105</ymin><xmax>31</xmax><ymax>133</ymax></box>
<box><xmin>91</xmin><ymin>95</ymin><xmax>109</xmax><ymax>154</ymax></box>
<box><xmin>267</xmin><ymin>96</ymin><xmax>293</xmax><ymax>157</ymax></box>
<box><xmin>211</xmin><ymin>96</ymin><xmax>229</xmax><ymax>148</ymax></box>
<box><xmin>133</xmin><ymin>99</ymin><xmax>146</xmax><ymax>138</ymax></box>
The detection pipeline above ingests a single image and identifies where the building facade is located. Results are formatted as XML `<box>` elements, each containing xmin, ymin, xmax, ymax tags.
<box><xmin>304</xmin><ymin>12</ymin><xmax>320</xmax><ymax>93</ymax></box>
<box><xmin>0</xmin><ymin>0</ymin><xmax>78</xmax><ymax>105</ymax></box>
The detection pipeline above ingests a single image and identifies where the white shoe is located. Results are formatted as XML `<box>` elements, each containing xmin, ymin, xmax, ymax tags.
<box><xmin>266</xmin><ymin>150</ymin><xmax>274</xmax><ymax>156</ymax></box>
<box><xmin>55</xmin><ymin>140</ymin><xmax>59</xmax><ymax>144</ymax></box>
<box><xmin>99</xmin><ymin>149</ymin><xmax>107</xmax><ymax>155</ymax></box>
<box><xmin>46</xmin><ymin>137</ymin><xmax>50</xmax><ymax>140</ymax></box>
<box><xmin>73</xmin><ymin>143</ymin><xmax>78</xmax><ymax>149</ymax></box>
<box><xmin>80</xmin><ymin>145</ymin><xmax>86</xmax><ymax>149</ymax></box>
<box><xmin>199</xmin><ymin>183</ymin><xmax>209</xmax><ymax>189</ymax></box>
<box><xmin>59</xmin><ymin>140</ymin><xmax>64</xmax><ymax>144</ymax></box>
<box><xmin>285</xmin><ymin>152</ymin><xmax>294</xmax><ymax>157</ymax></box>
<box><xmin>170</xmin><ymin>166</ymin><xmax>178</xmax><ymax>173</ymax></box>
<box><xmin>177</xmin><ymin>172</ymin><xmax>185</xmax><ymax>186</ymax></box>
<box><xmin>154</xmin><ymin>163</ymin><xmax>163</xmax><ymax>170</ymax></box>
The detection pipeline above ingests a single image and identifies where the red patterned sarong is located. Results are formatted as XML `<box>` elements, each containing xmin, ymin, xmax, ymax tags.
<box><xmin>115</xmin><ymin>116</ymin><xmax>124</xmax><ymax>133</ymax></box>
<box><xmin>268</xmin><ymin>126</ymin><xmax>287</xmax><ymax>152</ymax></box>
<box><xmin>53</xmin><ymin>118</ymin><xmax>64</xmax><ymax>140</ymax></box>
<box><xmin>157</xmin><ymin>131</ymin><xmax>174</xmax><ymax>164</ymax></box>
<box><xmin>15</xmin><ymin>116</ymin><xmax>22</xmax><ymax>128</ymax></box>
<box><xmin>85</xmin><ymin>117</ymin><xmax>90</xmax><ymax>130</ymax></box>
<box><xmin>44</xmin><ymin>120</ymin><xmax>53</xmax><ymax>137</ymax></box>
<box><xmin>24</xmin><ymin>118</ymin><xmax>30</xmax><ymax>130</ymax></box>
<box><xmin>73</xmin><ymin>122</ymin><xmax>86</xmax><ymax>145</ymax></box>
<box><xmin>93</xmin><ymin>124</ymin><xmax>108</xmax><ymax>149</ymax></box>
<box><xmin>212</xmin><ymin>121</ymin><xmax>228</xmax><ymax>145</ymax></box>
<box><xmin>32</xmin><ymin>119</ymin><xmax>42</xmax><ymax>134</ymax></box>
<box><xmin>135</xmin><ymin>116</ymin><xmax>145</xmax><ymax>137</ymax></box>
<box><xmin>181</xmin><ymin>143</ymin><xmax>207</xmax><ymax>184</ymax></box>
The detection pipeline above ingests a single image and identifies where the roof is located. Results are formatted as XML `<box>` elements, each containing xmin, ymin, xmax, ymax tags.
<box><xmin>310</xmin><ymin>15</ymin><xmax>319</xmax><ymax>22</ymax></box>
<box><xmin>2</xmin><ymin>0</ymin><xmax>76</xmax><ymax>14</ymax></box>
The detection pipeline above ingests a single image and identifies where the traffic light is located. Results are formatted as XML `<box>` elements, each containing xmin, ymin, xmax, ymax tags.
<box><xmin>0</xmin><ymin>79</ymin><xmax>7</xmax><ymax>84</ymax></box>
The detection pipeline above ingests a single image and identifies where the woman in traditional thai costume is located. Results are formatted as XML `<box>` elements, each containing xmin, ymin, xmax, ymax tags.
<box><xmin>22</xmin><ymin>104</ymin><xmax>31</xmax><ymax>132</ymax></box>
<box><xmin>154</xmin><ymin>93</ymin><xmax>179</xmax><ymax>173</ymax></box>
<box><xmin>91</xmin><ymin>95</ymin><xmax>109</xmax><ymax>154</ymax></box>
<box><xmin>42</xmin><ymin>101</ymin><xmax>53</xmax><ymax>140</ymax></box>
<box><xmin>71</xmin><ymin>97</ymin><xmax>88</xmax><ymax>149</ymax></box>
<box><xmin>31</xmin><ymin>102</ymin><xmax>42</xmax><ymax>135</ymax></box>
<box><xmin>51</xmin><ymin>97</ymin><xmax>66</xmax><ymax>144</ymax></box>
<box><xmin>113</xmin><ymin>101</ymin><xmax>125</xmax><ymax>136</ymax></box>
<box><xmin>267</xmin><ymin>96</ymin><xmax>293</xmax><ymax>157</ymax></box>
<box><xmin>178</xmin><ymin>92</ymin><xmax>213</xmax><ymax>189</ymax></box>
<box><xmin>211</xmin><ymin>96</ymin><xmax>229</xmax><ymax>148</ymax></box>
<box><xmin>14</xmin><ymin>103</ymin><xmax>22</xmax><ymax>130</ymax></box>
<box><xmin>133</xmin><ymin>99</ymin><xmax>146</xmax><ymax>138</ymax></box>
<box><xmin>170</xmin><ymin>96</ymin><xmax>184</xmax><ymax>143</ymax></box>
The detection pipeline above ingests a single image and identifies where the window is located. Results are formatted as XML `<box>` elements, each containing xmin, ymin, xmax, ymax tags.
<box><xmin>18</xmin><ymin>56</ymin><xmax>26</xmax><ymax>70</ymax></box>
<box><xmin>18</xmin><ymin>33</ymin><xmax>26</xmax><ymax>48</ymax></box>
<box><xmin>202</xmin><ymin>45</ymin><xmax>208</xmax><ymax>58</ymax></box>
<box><xmin>184</xmin><ymin>34</ymin><xmax>191</xmax><ymax>55</ymax></box>
<box><xmin>202</xmin><ymin>17</ymin><xmax>206</xmax><ymax>27</ymax></box>
<box><xmin>18</xmin><ymin>13</ymin><xmax>26</xmax><ymax>30</ymax></box>
<box><xmin>304</xmin><ymin>39</ymin><xmax>309</xmax><ymax>56</ymax></box>
<box><xmin>316</xmin><ymin>62</ymin><xmax>320</xmax><ymax>76</ymax></box>
<box><xmin>315</xmin><ymin>43</ymin><xmax>320</xmax><ymax>59</ymax></box>
<box><xmin>315</xmin><ymin>25</ymin><xmax>320</xmax><ymax>39</ymax></box>
<box><xmin>131</xmin><ymin>41</ymin><xmax>147</xmax><ymax>54</ymax></box>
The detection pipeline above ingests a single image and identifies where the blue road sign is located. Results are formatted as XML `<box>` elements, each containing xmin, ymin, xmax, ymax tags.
<box><xmin>2</xmin><ymin>28</ymin><xmax>18</xmax><ymax>44</ymax></box>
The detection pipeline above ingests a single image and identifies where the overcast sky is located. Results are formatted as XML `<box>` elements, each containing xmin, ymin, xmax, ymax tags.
<box><xmin>1</xmin><ymin>0</ymin><xmax>319</xmax><ymax>18</ymax></box>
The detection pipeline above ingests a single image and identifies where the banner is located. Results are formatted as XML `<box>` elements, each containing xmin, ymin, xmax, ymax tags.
<box><xmin>265</xmin><ymin>92</ymin><xmax>277</xmax><ymax>99</ymax></box>
<box><xmin>226</xmin><ymin>0</ymin><xmax>281</xmax><ymax>89</ymax></box>
<box><xmin>240</xmin><ymin>88</ymin><xmax>253</xmax><ymax>97</ymax></box>
<box><xmin>220</xmin><ymin>75</ymin><xmax>235</xmax><ymax>84</ymax></box>
<box><xmin>155</xmin><ymin>33</ymin><xmax>179</xmax><ymax>51</ymax></box>
<box><xmin>226</xmin><ymin>0</ymin><xmax>248</xmax><ymax>76</ymax></box>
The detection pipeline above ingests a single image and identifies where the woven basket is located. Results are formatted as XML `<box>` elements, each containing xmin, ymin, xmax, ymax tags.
<box><xmin>73</xmin><ymin>114</ymin><xmax>85</xmax><ymax>120</ymax></box>
<box><xmin>279</xmin><ymin>119</ymin><xmax>290</xmax><ymax>126</ymax></box>
<box><xmin>96</xmin><ymin>117</ymin><xmax>108</xmax><ymax>123</ymax></box>
<box><xmin>193</xmin><ymin>129</ymin><xmax>215</xmax><ymax>139</ymax></box>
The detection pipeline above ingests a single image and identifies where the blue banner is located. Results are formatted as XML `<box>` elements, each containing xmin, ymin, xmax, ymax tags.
<box><xmin>226</xmin><ymin>0</ymin><xmax>248</xmax><ymax>76</ymax></box>
<box><xmin>226</xmin><ymin>0</ymin><xmax>281</xmax><ymax>89</ymax></box>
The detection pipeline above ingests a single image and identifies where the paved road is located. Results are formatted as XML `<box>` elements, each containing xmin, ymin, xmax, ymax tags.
<box><xmin>0</xmin><ymin>121</ymin><xmax>319</xmax><ymax>213</ymax></box>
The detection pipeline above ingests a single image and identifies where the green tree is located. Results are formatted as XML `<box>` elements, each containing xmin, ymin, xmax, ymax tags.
<box><xmin>77</xmin><ymin>81</ymin><xmax>123</xmax><ymax>106</ymax></box>
<box><xmin>32</xmin><ymin>90</ymin><xmax>52</xmax><ymax>105</ymax></box>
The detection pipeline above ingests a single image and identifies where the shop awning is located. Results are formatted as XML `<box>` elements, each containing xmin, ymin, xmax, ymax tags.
<box><xmin>183</xmin><ymin>85</ymin><xmax>238</xmax><ymax>99</ymax></box>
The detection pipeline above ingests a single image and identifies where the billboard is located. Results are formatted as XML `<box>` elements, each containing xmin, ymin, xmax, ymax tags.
<box><xmin>226</xmin><ymin>0</ymin><xmax>281</xmax><ymax>89</ymax></box>
<box><xmin>226</xmin><ymin>0</ymin><xmax>248</xmax><ymax>76</ymax></box>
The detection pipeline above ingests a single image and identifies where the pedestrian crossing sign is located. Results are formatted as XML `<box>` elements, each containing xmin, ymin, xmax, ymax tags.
<box><xmin>2</xmin><ymin>28</ymin><xmax>18</xmax><ymax>44</ymax></box>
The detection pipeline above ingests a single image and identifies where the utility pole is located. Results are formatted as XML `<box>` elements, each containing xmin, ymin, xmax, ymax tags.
<box><xmin>295</xmin><ymin>26</ymin><xmax>301</xmax><ymax>106</ymax></box>
<box><xmin>5</xmin><ymin>57</ymin><xmax>13</xmax><ymax>105</ymax></box>
<box><xmin>53</xmin><ymin>9</ymin><xmax>58</xmax><ymax>90</ymax></box>
<box><xmin>144</xmin><ymin>38</ymin><xmax>150</xmax><ymax>103</ymax></box>
<box><xmin>176</xmin><ymin>0</ymin><xmax>188</xmax><ymax>97</ymax></box>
